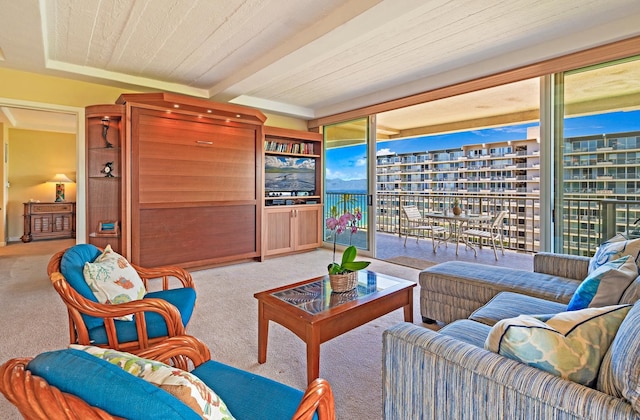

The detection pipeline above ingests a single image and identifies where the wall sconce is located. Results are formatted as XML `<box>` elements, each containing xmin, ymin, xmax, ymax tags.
<box><xmin>48</xmin><ymin>173</ymin><xmax>74</xmax><ymax>202</ymax></box>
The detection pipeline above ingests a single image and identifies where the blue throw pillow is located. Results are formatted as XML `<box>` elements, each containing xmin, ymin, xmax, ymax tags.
<box><xmin>568</xmin><ymin>256</ymin><xmax>638</xmax><ymax>311</ymax></box>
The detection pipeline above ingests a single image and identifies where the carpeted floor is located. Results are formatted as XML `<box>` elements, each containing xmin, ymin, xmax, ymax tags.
<box><xmin>0</xmin><ymin>239</ymin><xmax>432</xmax><ymax>419</ymax></box>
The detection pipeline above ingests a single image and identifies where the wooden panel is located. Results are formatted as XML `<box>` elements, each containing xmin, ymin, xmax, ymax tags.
<box><xmin>117</xmin><ymin>92</ymin><xmax>266</xmax><ymax>125</ymax></box>
<box><xmin>295</xmin><ymin>205</ymin><xmax>322</xmax><ymax>250</ymax></box>
<box><xmin>134</xmin><ymin>109</ymin><xmax>257</xmax><ymax>203</ymax></box>
<box><xmin>87</xmin><ymin>178</ymin><xmax>121</xmax><ymax>229</ymax></box>
<box><xmin>137</xmin><ymin>205</ymin><xmax>257</xmax><ymax>267</ymax></box>
<box><xmin>264</xmin><ymin>207</ymin><xmax>294</xmax><ymax>256</ymax></box>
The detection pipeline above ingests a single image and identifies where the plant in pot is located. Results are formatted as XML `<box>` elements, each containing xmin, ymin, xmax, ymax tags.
<box><xmin>326</xmin><ymin>210</ymin><xmax>371</xmax><ymax>292</ymax></box>
<box><xmin>452</xmin><ymin>198</ymin><xmax>462</xmax><ymax>216</ymax></box>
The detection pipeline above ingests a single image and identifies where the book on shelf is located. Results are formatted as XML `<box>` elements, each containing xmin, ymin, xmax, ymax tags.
<box><xmin>264</xmin><ymin>141</ymin><xmax>315</xmax><ymax>155</ymax></box>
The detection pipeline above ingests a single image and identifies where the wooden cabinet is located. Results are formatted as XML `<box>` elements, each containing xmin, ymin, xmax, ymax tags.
<box><xmin>85</xmin><ymin>105</ymin><xmax>126</xmax><ymax>254</ymax></box>
<box><xmin>264</xmin><ymin>204</ymin><xmax>323</xmax><ymax>256</ymax></box>
<box><xmin>86</xmin><ymin>93</ymin><xmax>327</xmax><ymax>266</ymax></box>
<box><xmin>21</xmin><ymin>202</ymin><xmax>75</xmax><ymax>242</ymax></box>
<box><xmin>262</xmin><ymin>127</ymin><xmax>323</xmax><ymax>257</ymax></box>
<box><xmin>117</xmin><ymin>93</ymin><xmax>266</xmax><ymax>268</ymax></box>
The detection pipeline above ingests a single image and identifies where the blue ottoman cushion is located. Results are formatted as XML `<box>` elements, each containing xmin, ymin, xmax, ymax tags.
<box><xmin>192</xmin><ymin>360</ymin><xmax>315</xmax><ymax>420</ymax></box>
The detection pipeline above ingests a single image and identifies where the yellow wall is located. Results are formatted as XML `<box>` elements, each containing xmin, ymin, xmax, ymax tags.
<box><xmin>0</xmin><ymin>68</ymin><xmax>141</xmax><ymax>107</ymax></box>
<box><xmin>263</xmin><ymin>112</ymin><xmax>308</xmax><ymax>130</ymax></box>
<box><xmin>0</xmin><ymin>123</ymin><xmax>6</xmax><ymax>243</ymax></box>
<box><xmin>7</xmin><ymin>129</ymin><xmax>76</xmax><ymax>241</ymax></box>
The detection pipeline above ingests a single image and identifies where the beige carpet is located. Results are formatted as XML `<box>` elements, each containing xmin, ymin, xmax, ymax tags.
<box><xmin>0</xmin><ymin>239</ymin><xmax>430</xmax><ymax>419</ymax></box>
<box><xmin>384</xmin><ymin>255</ymin><xmax>436</xmax><ymax>270</ymax></box>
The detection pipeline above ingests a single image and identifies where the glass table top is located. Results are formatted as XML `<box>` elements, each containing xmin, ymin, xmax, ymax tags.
<box><xmin>272</xmin><ymin>270</ymin><xmax>403</xmax><ymax>315</ymax></box>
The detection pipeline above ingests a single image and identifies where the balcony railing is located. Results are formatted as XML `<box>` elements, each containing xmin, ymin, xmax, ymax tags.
<box><xmin>325</xmin><ymin>192</ymin><xmax>640</xmax><ymax>257</ymax></box>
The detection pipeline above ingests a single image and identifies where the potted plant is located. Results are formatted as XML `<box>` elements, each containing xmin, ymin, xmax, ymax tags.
<box><xmin>325</xmin><ymin>210</ymin><xmax>371</xmax><ymax>292</ymax></box>
<box><xmin>452</xmin><ymin>198</ymin><xmax>462</xmax><ymax>216</ymax></box>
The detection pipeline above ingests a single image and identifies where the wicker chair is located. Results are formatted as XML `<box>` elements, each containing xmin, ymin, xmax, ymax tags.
<box><xmin>0</xmin><ymin>335</ymin><xmax>336</xmax><ymax>420</ymax></box>
<box><xmin>47</xmin><ymin>244</ymin><xmax>197</xmax><ymax>354</ymax></box>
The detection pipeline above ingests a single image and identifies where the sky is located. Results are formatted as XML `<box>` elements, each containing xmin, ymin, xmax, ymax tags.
<box><xmin>326</xmin><ymin>110</ymin><xmax>640</xmax><ymax>182</ymax></box>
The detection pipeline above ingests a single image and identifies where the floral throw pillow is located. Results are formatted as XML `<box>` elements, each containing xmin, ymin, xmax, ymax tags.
<box><xmin>83</xmin><ymin>244</ymin><xmax>146</xmax><ymax>321</ymax></box>
<box><xmin>71</xmin><ymin>345</ymin><xmax>235</xmax><ymax>420</ymax></box>
<box><xmin>485</xmin><ymin>304</ymin><xmax>631</xmax><ymax>387</ymax></box>
<box><xmin>588</xmin><ymin>234</ymin><xmax>640</xmax><ymax>274</ymax></box>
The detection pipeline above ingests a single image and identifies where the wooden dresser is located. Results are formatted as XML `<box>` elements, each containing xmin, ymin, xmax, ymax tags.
<box><xmin>21</xmin><ymin>202</ymin><xmax>76</xmax><ymax>242</ymax></box>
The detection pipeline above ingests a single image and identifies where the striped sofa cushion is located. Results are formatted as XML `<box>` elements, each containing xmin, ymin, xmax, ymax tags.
<box><xmin>438</xmin><ymin>319</ymin><xmax>491</xmax><ymax>348</ymax></box>
<box><xmin>469</xmin><ymin>291</ymin><xmax>567</xmax><ymax>326</ymax></box>
<box><xmin>598</xmin><ymin>300</ymin><xmax>640</xmax><ymax>413</ymax></box>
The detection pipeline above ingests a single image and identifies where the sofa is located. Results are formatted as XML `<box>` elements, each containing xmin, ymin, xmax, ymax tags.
<box><xmin>382</xmin><ymin>313</ymin><xmax>640</xmax><ymax>419</ymax></box>
<box><xmin>383</xmin><ymin>247</ymin><xmax>640</xmax><ymax>419</ymax></box>
<box><xmin>419</xmin><ymin>252</ymin><xmax>592</xmax><ymax>324</ymax></box>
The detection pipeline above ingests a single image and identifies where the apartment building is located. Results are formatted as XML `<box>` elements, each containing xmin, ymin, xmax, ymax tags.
<box><xmin>563</xmin><ymin>130</ymin><xmax>640</xmax><ymax>254</ymax></box>
<box><xmin>376</xmin><ymin>129</ymin><xmax>640</xmax><ymax>255</ymax></box>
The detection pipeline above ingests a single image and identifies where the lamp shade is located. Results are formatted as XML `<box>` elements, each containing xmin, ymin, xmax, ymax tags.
<box><xmin>48</xmin><ymin>173</ymin><xmax>74</xmax><ymax>184</ymax></box>
<box><xmin>48</xmin><ymin>174</ymin><xmax>74</xmax><ymax>202</ymax></box>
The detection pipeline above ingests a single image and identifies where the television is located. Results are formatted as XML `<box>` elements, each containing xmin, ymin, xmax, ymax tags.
<box><xmin>265</xmin><ymin>156</ymin><xmax>316</xmax><ymax>194</ymax></box>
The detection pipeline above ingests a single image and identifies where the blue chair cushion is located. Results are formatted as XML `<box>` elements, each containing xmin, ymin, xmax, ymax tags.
<box><xmin>59</xmin><ymin>244</ymin><xmax>103</xmax><ymax>330</ymax></box>
<box><xmin>88</xmin><ymin>287</ymin><xmax>197</xmax><ymax>345</ymax></box>
<box><xmin>192</xmin><ymin>360</ymin><xmax>316</xmax><ymax>420</ymax></box>
<box><xmin>26</xmin><ymin>348</ymin><xmax>199</xmax><ymax>420</ymax></box>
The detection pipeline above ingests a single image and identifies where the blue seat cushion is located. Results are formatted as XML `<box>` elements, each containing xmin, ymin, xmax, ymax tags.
<box><xmin>88</xmin><ymin>287</ymin><xmax>197</xmax><ymax>345</ymax></box>
<box><xmin>192</xmin><ymin>360</ymin><xmax>316</xmax><ymax>420</ymax></box>
<box><xmin>26</xmin><ymin>349</ymin><xmax>199</xmax><ymax>419</ymax></box>
<box><xmin>59</xmin><ymin>244</ymin><xmax>103</xmax><ymax>330</ymax></box>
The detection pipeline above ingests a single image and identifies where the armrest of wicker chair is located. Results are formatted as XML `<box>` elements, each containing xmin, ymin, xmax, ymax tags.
<box><xmin>50</xmin><ymin>271</ymin><xmax>186</xmax><ymax>352</ymax></box>
<box><xmin>0</xmin><ymin>357</ymin><xmax>119</xmax><ymax>420</ymax></box>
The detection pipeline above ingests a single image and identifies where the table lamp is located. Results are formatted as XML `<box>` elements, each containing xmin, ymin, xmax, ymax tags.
<box><xmin>48</xmin><ymin>173</ymin><xmax>74</xmax><ymax>202</ymax></box>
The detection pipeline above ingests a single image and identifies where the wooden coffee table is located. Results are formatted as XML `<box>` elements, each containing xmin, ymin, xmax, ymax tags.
<box><xmin>254</xmin><ymin>270</ymin><xmax>415</xmax><ymax>384</ymax></box>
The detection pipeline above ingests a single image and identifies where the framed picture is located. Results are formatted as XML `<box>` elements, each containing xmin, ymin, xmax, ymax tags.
<box><xmin>98</xmin><ymin>220</ymin><xmax>119</xmax><ymax>236</ymax></box>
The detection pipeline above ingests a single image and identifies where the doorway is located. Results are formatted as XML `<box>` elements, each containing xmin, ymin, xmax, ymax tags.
<box><xmin>0</xmin><ymin>98</ymin><xmax>84</xmax><ymax>245</ymax></box>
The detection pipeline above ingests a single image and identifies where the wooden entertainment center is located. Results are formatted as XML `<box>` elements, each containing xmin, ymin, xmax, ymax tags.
<box><xmin>263</xmin><ymin>126</ymin><xmax>323</xmax><ymax>257</ymax></box>
<box><xmin>85</xmin><ymin>93</ymin><xmax>323</xmax><ymax>268</ymax></box>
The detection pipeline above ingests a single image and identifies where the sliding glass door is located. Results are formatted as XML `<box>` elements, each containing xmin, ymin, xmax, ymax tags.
<box><xmin>556</xmin><ymin>56</ymin><xmax>640</xmax><ymax>255</ymax></box>
<box><xmin>323</xmin><ymin>118</ymin><xmax>372</xmax><ymax>254</ymax></box>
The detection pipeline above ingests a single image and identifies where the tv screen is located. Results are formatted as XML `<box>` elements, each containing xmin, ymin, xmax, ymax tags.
<box><xmin>265</xmin><ymin>156</ymin><xmax>316</xmax><ymax>194</ymax></box>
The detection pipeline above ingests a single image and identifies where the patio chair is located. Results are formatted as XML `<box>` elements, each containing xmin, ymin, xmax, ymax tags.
<box><xmin>0</xmin><ymin>335</ymin><xmax>335</xmax><ymax>420</ymax></box>
<box><xmin>402</xmin><ymin>205</ymin><xmax>447</xmax><ymax>251</ymax></box>
<box><xmin>461</xmin><ymin>210</ymin><xmax>509</xmax><ymax>260</ymax></box>
<box><xmin>47</xmin><ymin>244</ymin><xmax>197</xmax><ymax>354</ymax></box>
